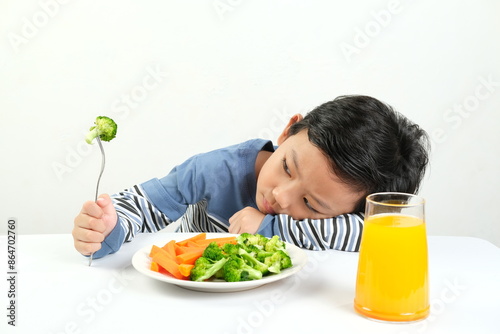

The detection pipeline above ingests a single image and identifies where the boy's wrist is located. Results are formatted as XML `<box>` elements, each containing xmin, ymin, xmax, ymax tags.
<box><xmin>92</xmin><ymin>218</ymin><xmax>126</xmax><ymax>259</ymax></box>
<box><xmin>256</xmin><ymin>214</ymin><xmax>276</xmax><ymax>237</ymax></box>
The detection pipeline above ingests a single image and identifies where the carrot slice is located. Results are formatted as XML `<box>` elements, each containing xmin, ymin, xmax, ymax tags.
<box><xmin>162</xmin><ymin>240</ymin><xmax>178</xmax><ymax>262</ymax></box>
<box><xmin>150</xmin><ymin>261</ymin><xmax>160</xmax><ymax>272</ymax></box>
<box><xmin>193</xmin><ymin>236</ymin><xmax>237</xmax><ymax>246</ymax></box>
<box><xmin>176</xmin><ymin>248</ymin><xmax>205</xmax><ymax>265</ymax></box>
<box><xmin>152</xmin><ymin>248</ymin><xmax>184</xmax><ymax>279</ymax></box>
<box><xmin>185</xmin><ymin>240</ymin><xmax>202</xmax><ymax>248</ymax></box>
<box><xmin>178</xmin><ymin>264</ymin><xmax>194</xmax><ymax>277</ymax></box>
<box><xmin>174</xmin><ymin>243</ymin><xmax>183</xmax><ymax>256</ymax></box>
<box><xmin>176</xmin><ymin>233</ymin><xmax>207</xmax><ymax>246</ymax></box>
<box><xmin>149</xmin><ymin>245</ymin><xmax>162</xmax><ymax>258</ymax></box>
<box><xmin>176</xmin><ymin>245</ymin><xmax>206</xmax><ymax>255</ymax></box>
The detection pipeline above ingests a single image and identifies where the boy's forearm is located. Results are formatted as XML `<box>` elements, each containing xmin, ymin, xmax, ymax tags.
<box><xmin>258</xmin><ymin>213</ymin><xmax>364</xmax><ymax>252</ymax></box>
<box><xmin>255</xmin><ymin>215</ymin><xmax>277</xmax><ymax>238</ymax></box>
<box><xmin>93</xmin><ymin>185</ymin><xmax>175</xmax><ymax>259</ymax></box>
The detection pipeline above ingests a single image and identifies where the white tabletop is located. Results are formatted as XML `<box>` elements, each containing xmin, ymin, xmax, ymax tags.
<box><xmin>1</xmin><ymin>233</ymin><xmax>499</xmax><ymax>334</ymax></box>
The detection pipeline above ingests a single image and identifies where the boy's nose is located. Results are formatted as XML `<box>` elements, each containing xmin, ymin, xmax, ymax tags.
<box><xmin>272</xmin><ymin>185</ymin><xmax>295</xmax><ymax>210</ymax></box>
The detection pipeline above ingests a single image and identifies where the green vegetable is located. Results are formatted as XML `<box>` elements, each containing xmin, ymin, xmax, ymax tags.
<box><xmin>85</xmin><ymin>116</ymin><xmax>118</xmax><ymax>144</ymax></box>
<box><xmin>238</xmin><ymin>248</ymin><xmax>269</xmax><ymax>274</ymax></box>
<box><xmin>189</xmin><ymin>234</ymin><xmax>293</xmax><ymax>282</ymax></box>
<box><xmin>237</xmin><ymin>233</ymin><xmax>269</xmax><ymax>250</ymax></box>
<box><xmin>264</xmin><ymin>250</ymin><xmax>292</xmax><ymax>274</ymax></box>
<box><xmin>190</xmin><ymin>257</ymin><xmax>228</xmax><ymax>282</ymax></box>
<box><xmin>222</xmin><ymin>243</ymin><xmax>243</xmax><ymax>256</ymax></box>
<box><xmin>264</xmin><ymin>235</ymin><xmax>286</xmax><ymax>252</ymax></box>
<box><xmin>223</xmin><ymin>255</ymin><xmax>263</xmax><ymax>282</ymax></box>
<box><xmin>202</xmin><ymin>242</ymin><xmax>227</xmax><ymax>261</ymax></box>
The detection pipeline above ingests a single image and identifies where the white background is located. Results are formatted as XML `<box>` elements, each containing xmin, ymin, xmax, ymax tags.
<box><xmin>1</xmin><ymin>0</ymin><xmax>499</xmax><ymax>247</ymax></box>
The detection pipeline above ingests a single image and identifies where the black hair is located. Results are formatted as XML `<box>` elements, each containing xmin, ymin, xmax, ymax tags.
<box><xmin>288</xmin><ymin>95</ymin><xmax>430</xmax><ymax>213</ymax></box>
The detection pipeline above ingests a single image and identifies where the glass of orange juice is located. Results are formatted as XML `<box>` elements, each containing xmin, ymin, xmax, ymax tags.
<box><xmin>354</xmin><ymin>192</ymin><xmax>429</xmax><ymax>322</ymax></box>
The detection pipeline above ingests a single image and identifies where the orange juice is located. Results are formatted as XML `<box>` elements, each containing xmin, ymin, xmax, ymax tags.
<box><xmin>354</xmin><ymin>214</ymin><xmax>429</xmax><ymax>322</ymax></box>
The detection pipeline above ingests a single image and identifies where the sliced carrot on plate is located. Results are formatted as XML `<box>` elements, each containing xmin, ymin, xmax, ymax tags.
<box><xmin>162</xmin><ymin>240</ymin><xmax>178</xmax><ymax>261</ymax></box>
<box><xmin>152</xmin><ymin>248</ymin><xmax>184</xmax><ymax>279</ymax></box>
<box><xmin>193</xmin><ymin>236</ymin><xmax>237</xmax><ymax>246</ymax></box>
<box><xmin>176</xmin><ymin>233</ymin><xmax>207</xmax><ymax>246</ymax></box>
<box><xmin>178</xmin><ymin>263</ymin><xmax>195</xmax><ymax>277</ymax></box>
<box><xmin>150</xmin><ymin>261</ymin><xmax>160</xmax><ymax>272</ymax></box>
<box><xmin>176</xmin><ymin>245</ymin><xmax>206</xmax><ymax>255</ymax></box>
<box><xmin>149</xmin><ymin>245</ymin><xmax>162</xmax><ymax>258</ymax></box>
<box><xmin>176</xmin><ymin>248</ymin><xmax>205</xmax><ymax>265</ymax></box>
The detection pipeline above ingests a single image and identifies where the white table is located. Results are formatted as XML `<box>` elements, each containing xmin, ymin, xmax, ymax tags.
<box><xmin>1</xmin><ymin>233</ymin><xmax>499</xmax><ymax>334</ymax></box>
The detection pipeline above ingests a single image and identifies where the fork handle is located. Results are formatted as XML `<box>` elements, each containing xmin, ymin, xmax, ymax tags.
<box><xmin>89</xmin><ymin>136</ymin><xmax>106</xmax><ymax>266</ymax></box>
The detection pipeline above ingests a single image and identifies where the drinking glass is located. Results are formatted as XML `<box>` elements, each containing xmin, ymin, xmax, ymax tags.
<box><xmin>354</xmin><ymin>192</ymin><xmax>430</xmax><ymax>322</ymax></box>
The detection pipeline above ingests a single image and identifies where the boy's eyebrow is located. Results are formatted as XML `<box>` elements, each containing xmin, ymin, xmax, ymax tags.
<box><xmin>291</xmin><ymin>149</ymin><xmax>334</xmax><ymax>212</ymax></box>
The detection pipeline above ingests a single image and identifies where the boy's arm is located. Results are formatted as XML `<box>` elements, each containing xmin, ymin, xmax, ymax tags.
<box><xmin>256</xmin><ymin>213</ymin><xmax>364</xmax><ymax>252</ymax></box>
<box><xmin>92</xmin><ymin>185</ymin><xmax>174</xmax><ymax>258</ymax></box>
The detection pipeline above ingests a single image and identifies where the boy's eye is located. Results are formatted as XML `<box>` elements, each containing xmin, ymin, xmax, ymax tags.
<box><xmin>282</xmin><ymin>158</ymin><xmax>291</xmax><ymax>176</ymax></box>
<box><xmin>304</xmin><ymin>198</ymin><xmax>319</xmax><ymax>213</ymax></box>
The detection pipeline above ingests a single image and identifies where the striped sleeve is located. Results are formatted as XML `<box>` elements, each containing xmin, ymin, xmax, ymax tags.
<box><xmin>274</xmin><ymin>213</ymin><xmax>364</xmax><ymax>252</ymax></box>
<box><xmin>111</xmin><ymin>184</ymin><xmax>174</xmax><ymax>243</ymax></box>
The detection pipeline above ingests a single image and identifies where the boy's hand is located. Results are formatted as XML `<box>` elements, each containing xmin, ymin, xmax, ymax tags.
<box><xmin>72</xmin><ymin>194</ymin><xmax>117</xmax><ymax>255</ymax></box>
<box><xmin>228</xmin><ymin>207</ymin><xmax>265</xmax><ymax>234</ymax></box>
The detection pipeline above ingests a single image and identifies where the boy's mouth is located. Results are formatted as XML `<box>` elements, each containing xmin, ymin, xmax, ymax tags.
<box><xmin>262</xmin><ymin>197</ymin><xmax>276</xmax><ymax>215</ymax></box>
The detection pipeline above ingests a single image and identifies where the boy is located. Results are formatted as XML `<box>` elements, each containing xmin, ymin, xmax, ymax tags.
<box><xmin>72</xmin><ymin>95</ymin><xmax>429</xmax><ymax>258</ymax></box>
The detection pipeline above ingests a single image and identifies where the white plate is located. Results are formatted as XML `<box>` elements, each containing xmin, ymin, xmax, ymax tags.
<box><xmin>132</xmin><ymin>234</ymin><xmax>308</xmax><ymax>292</ymax></box>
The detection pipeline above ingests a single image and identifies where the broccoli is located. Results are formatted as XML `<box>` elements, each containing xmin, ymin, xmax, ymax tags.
<box><xmin>190</xmin><ymin>257</ymin><xmax>229</xmax><ymax>282</ymax></box>
<box><xmin>189</xmin><ymin>234</ymin><xmax>294</xmax><ymax>282</ymax></box>
<box><xmin>202</xmin><ymin>242</ymin><xmax>226</xmax><ymax>261</ymax></box>
<box><xmin>223</xmin><ymin>255</ymin><xmax>263</xmax><ymax>282</ymax></box>
<box><xmin>85</xmin><ymin>116</ymin><xmax>118</xmax><ymax>144</ymax></box>
<box><xmin>244</xmin><ymin>244</ymin><xmax>266</xmax><ymax>256</ymax></box>
<box><xmin>222</xmin><ymin>242</ymin><xmax>242</xmax><ymax>256</ymax></box>
<box><xmin>264</xmin><ymin>235</ymin><xmax>286</xmax><ymax>252</ymax></box>
<box><xmin>255</xmin><ymin>250</ymin><xmax>275</xmax><ymax>262</ymax></box>
<box><xmin>238</xmin><ymin>248</ymin><xmax>269</xmax><ymax>274</ymax></box>
<box><xmin>264</xmin><ymin>250</ymin><xmax>293</xmax><ymax>274</ymax></box>
<box><xmin>237</xmin><ymin>233</ymin><xmax>269</xmax><ymax>250</ymax></box>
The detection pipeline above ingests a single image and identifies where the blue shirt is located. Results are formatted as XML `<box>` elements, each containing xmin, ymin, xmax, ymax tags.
<box><xmin>141</xmin><ymin>139</ymin><xmax>274</xmax><ymax>223</ymax></box>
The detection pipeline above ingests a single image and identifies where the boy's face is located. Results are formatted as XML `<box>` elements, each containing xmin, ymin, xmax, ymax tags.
<box><xmin>256</xmin><ymin>129</ymin><xmax>364</xmax><ymax>219</ymax></box>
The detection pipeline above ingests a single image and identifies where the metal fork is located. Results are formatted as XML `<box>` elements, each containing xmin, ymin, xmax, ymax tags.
<box><xmin>89</xmin><ymin>135</ymin><xmax>106</xmax><ymax>266</ymax></box>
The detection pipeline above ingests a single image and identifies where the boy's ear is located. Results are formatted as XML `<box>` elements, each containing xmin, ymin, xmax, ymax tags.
<box><xmin>277</xmin><ymin>114</ymin><xmax>304</xmax><ymax>145</ymax></box>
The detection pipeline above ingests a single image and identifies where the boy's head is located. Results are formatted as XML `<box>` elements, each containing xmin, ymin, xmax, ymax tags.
<box><xmin>256</xmin><ymin>95</ymin><xmax>430</xmax><ymax>218</ymax></box>
<box><xmin>287</xmin><ymin>95</ymin><xmax>430</xmax><ymax>213</ymax></box>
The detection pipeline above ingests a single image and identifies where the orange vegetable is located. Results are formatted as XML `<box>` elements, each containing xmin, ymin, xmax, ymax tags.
<box><xmin>176</xmin><ymin>245</ymin><xmax>206</xmax><ymax>255</ymax></box>
<box><xmin>186</xmin><ymin>240</ymin><xmax>202</xmax><ymax>248</ymax></box>
<box><xmin>176</xmin><ymin>233</ymin><xmax>207</xmax><ymax>247</ymax></box>
<box><xmin>174</xmin><ymin>243</ymin><xmax>183</xmax><ymax>255</ymax></box>
<box><xmin>150</xmin><ymin>261</ymin><xmax>160</xmax><ymax>272</ymax></box>
<box><xmin>149</xmin><ymin>245</ymin><xmax>162</xmax><ymax>258</ymax></box>
<box><xmin>176</xmin><ymin>248</ymin><xmax>205</xmax><ymax>265</ymax></box>
<box><xmin>193</xmin><ymin>236</ymin><xmax>237</xmax><ymax>246</ymax></box>
<box><xmin>152</xmin><ymin>248</ymin><xmax>184</xmax><ymax>279</ymax></box>
<box><xmin>162</xmin><ymin>240</ymin><xmax>178</xmax><ymax>262</ymax></box>
<box><xmin>178</xmin><ymin>264</ymin><xmax>195</xmax><ymax>277</ymax></box>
